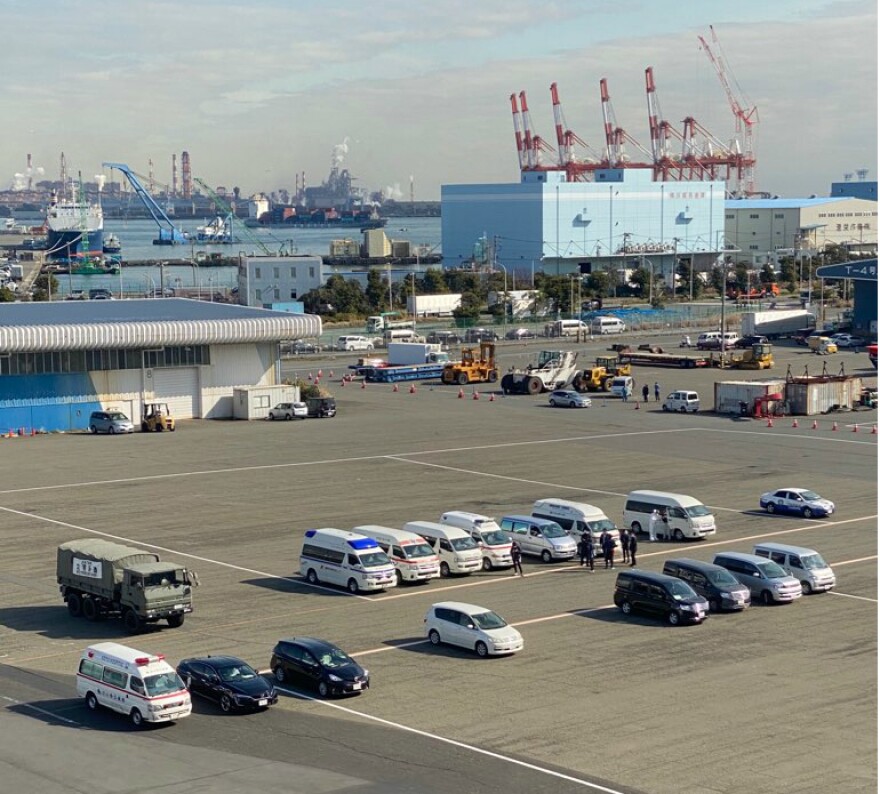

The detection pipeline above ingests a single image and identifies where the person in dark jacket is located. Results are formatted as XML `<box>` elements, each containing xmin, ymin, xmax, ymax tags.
<box><xmin>579</xmin><ymin>531</ymin><xmax>591</xmax><ymax>567</ymax></box>
<box><xmin>584</xmin><ymin>534</ymin><xmax>595</xmax><ymax>572</ymax></box>
<box><xmin>642</xmin><ymin>384</ymin><xmax>650</xmax><ymax>403</ymax></box>
<box><xmin>619</xmin><ymin>528</ymin><xmax>630</xmax><ymax>564</ymax></box>
<box><xmin>629</xmin><ymin>532</ymin><xmax>638</xmax><ymax>567</ymax></box>
<box><xmin>602</xmin><ymin>532</ymin><xmax>615</xmax><ymax>569</ymax></box>
<box><xmin>510</xmin><ymin>541</ymin><xmax>524</xmax><ymax>577</ymax></box>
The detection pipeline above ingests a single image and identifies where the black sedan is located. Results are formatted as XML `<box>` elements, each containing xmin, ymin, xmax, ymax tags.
<box><xmin>177</xmin><ymin>656</ymin><xmax>278</xmax><ymax>712</ymax></box>
<box><xmin>270</xmin><ymin>637</ymin><xmax>369</xmax><ymax>698</ymax></box>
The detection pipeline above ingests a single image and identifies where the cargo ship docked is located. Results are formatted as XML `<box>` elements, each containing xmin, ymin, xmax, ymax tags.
<box><xmin>45</xmin><ymin>189</ymin><xmax>104</xmax><ymax>263</ymax></box>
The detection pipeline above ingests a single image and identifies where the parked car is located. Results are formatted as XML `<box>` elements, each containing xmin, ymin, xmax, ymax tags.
<box><xmin>734</xmin><ymin>334</ymin><xmax>769</xmax><ymax>349</ymax></box>
<box><xmin>662</xmin><ymin>390</ymin><xmax>700</xmax><ymax>413</ymax></box>
<box><xmin>177</xmin><ymin>656</ymin><xmax>278</xmax><ymax>713</ymax></box>
<box><xmin>89</xmin><ymin>288</ymin><xmax>113</xmax><ymax>300</ymax></box>
<box><xmin>759</xmin><ymin>488</ymin><xmax>835</xmax><ymax>518</ymax></box>
<box><xmin>88</xmin><ymin>410</ymin><xmax>134</xmax><ymax>434</ymax></box>
<box><xmin>548</xmin><ymin>390</ymin><xmax>592</xmax><ymax>408</ymax></box>
<box><xmin>830</xmin><ymin>333</ymin><xmax>865</xmax><ymax>349</ymax></box>
<box><xmin>427</xmin><ymin>330</ymin><xmax>463</xmax><ymax>345</ymax></box>
<box><xmin>336</xmin><ymin>335</ymin><xmax>374</xmax><ymax>352</ymax></box>
<box><xmin>286</xmin><ymin>340</ymin><xmax>321</xmax><ymax>354</ymax></box>
<box><xmin>268</xmin><ymin>402</ymin><xmax>308</xmax><ymax>420</ymax></box>
<box><xmin>424</xmin><ymin>601</ymin><xmax>524</xmax><ymax>657</ymax></box>
<box><xmin>614</xmin><ymin>570</ymin><xmax>709</xmax><ymax>625</ymax></box>
<box><xmin>464</xmin><ymin>327</ymin><xmax>500</xmax><ymax>343</ymax></box>
<box><xmin>505</xmin><ymin>327</ymin><xmax>537</xmax><ymax>341</ymax></box>
<box><xmin>306</xmin><ymin>397</ymin><xmax>337</xmax><ymax>418</ymax></box>
<box><xmin>270</xmin><ymin>637</ymin><xmax>369</xmax><ymax>697</ymax></box>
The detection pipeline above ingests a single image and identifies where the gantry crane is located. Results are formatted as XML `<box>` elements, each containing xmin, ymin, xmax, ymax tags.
<box><xmin>103</xmin><ymin>162</ymin><xmax>188</xmax><ymax>245</ymax></box>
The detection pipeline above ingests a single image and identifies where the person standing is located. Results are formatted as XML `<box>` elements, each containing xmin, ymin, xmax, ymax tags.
<box><xmin>648</xmin><ymin>509</ymin><xmax>660</xmax><ymax>542</ymax></box>
<box><xmin>579</xmin><ymin>530</ymin><xmax>591</xmax><ymax>567</ymax></box>
<box><xmin>510</xmin><ymin>541</ymin><xmax>524</xmax><ymax>577</ymax></box>
<box><xmin>654</xmin><ymin>381</ymin><xmax>661</xmax><ymax>401</ymax></box>
<box><xmin>621</xmin><ymin>383</ymin><xmax>629</xmax><ymax>403</ymax></box>
<box><xmin>583</xmin><ymin>532</ymin><xmax>595</xmax><ymax>572</ymax></box>
<box><xmin>629</xmin><ymin>532</ymin><xmax>638</xmax><ymax>567</ymax></box>
<box><xmin>619</xmin><ymin>528</ymin><xmax>630</xmax><ymax>564</ymax></box>
<box><xmin>641</xmin><ymin>384</ymin><xmax>650</xmax><ymax>403</ymax></box>
<box><xmin>603</xmin><ymin>532</ymin><xmax>615</xmax><ymax>569</ymax></box>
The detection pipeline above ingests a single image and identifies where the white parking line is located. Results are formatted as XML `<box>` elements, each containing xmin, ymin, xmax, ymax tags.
<box><xmin>272</xmin><ymin>685</ymin><xmax>627</xmax><ymax>793</ymax></box>
<box><xmin>832</xmin><ymin>555</ymin><xmax>879</xmax><ymax>566</ymax></box>
<box><xmin>828</xmin><ymin>591</ymin><xmax>878</xmax><ymax>603</ymax></box>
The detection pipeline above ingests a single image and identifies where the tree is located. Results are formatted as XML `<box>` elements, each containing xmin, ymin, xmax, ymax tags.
<box><xmin>365</xmin><ymin>268</ymin><xmax>388</xmax><ymax>311</ymax></box>
<box><xmin>443</xmin><ymin>270</ymin><xmax>483</xmax><ymax>297</ymax></box>
<box><xmin>452</xmin><ymin>291</ymin><xmax>482</xmax><ymax>322</ymax></box>
<box><xmin>628</xmin><ymin>266</ymin><xmax>649</xmax><ymax>299</ymax></box>
<box><xmin>709</xmin><ymin>265</ymin><xmax>725</xmax><ymax>295</ymax></box>
<box><xmin>779</xmin><ymin>259</ymin><xmax>797</xmax><ymax>292</ymax></box>
<box><xmin>534</xmin><ymin>273</ymin><xmax>571</xmax><ymax>314</ymax></box>
<box><xmin>419</xmin><ymin>268</ymin><xmax>448</xmax><ymax>294</ymax></box>
<box><xmin>585</xmin><ymin>272</ymin><xmax>611</xmax><ymax>298</ymax></box>
<box><xmin>32</xmin><ymin>274</ymin><xmax>58</xmax><ymax>302</ymax></box>
<box><xmin>0</xmin><ymin>286</ymin><xmax>15</xmax><ymax>302</ymax></box>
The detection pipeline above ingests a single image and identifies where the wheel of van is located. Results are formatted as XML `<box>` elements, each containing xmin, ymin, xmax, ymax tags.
<box><xmin>527</xmin><ymin>377</ymin><xmax>542</xmax><ymax>395</ymax></box>
<box><xmin>541</xmin><ymin>549</ymin><xmax>552</xmax><ymax>563</ymax></box>
<box><xmin>679</xmin><ymin>406</ymin><xmax>686</xmax><ymax>413</ymax></box>
<box><xmin>673</xmin><ymin>529</ymin><xmax>685</xmax><ymax>542</ymax></box>
<box><xmin>439</xmin><ymin>562</ymin><xmax>451</xmax><ymax>578</ymax></box>
<box><xmin>123</xmin><ymin>609</ymin><xmax>143</xmax><ymax>634</ymax></box>
<box><xmin>802</xmin><ymin>507</ymin><xmax>813</xmax><ymax>519</ymax></box>
<box><xmin>457</xmin><ymin>372</ymin><xmax>468</xmax><ymax>386</ymax></box>
<box><xmin>365</xmin><ymin>344</ymin><xmax>373</xmax><ymax>351</ymax></box>
<box><xmin>89</xmin><ymin>425</ymin><xmax>97</xmax><ymax>434</ymax></box>
<box><xmin>395</xmin><ymin>569</ymin><xmax>403</xmax><ymax>586</ymax></box>
<box><xmin>662</xmin><ymin>404</ymin><xmax>669</xmax><ymax>412</ymax></box>
<box><xmin>347</xmin><ymin>578</ymin><xmax>360</xmax><ymax>595</ymax></box>
<box><xmin>631</xmin><ymin>522</ymin><xmax>642</xmax><ymax>534</ymax></box>
<box><xmin>761</xmin><ymin>590</ymin><xmax>774</xmax><ymax>606</ymax></box>
<box><xmin>220</xmin><ymin>695</ymin><xmax>234</xmax><ymax>713</ymax></box>
<box><xmin>475</xmin><ymin>641</ymin><xmax>489</xmax><ymax>658</ymax></box>
<box><xmin>274</xmin><ymin>666</ymin><xmax>286</xmax><ymax>683</ymax></box>
<box><xmin>167</xmin><ymin>614</ymin><xmax>184</xmax><ymax>628</ymax></box>
<box><xmin>766</xmin><ymin>502</ymin><xmax>776</xmax><ymax>514</ymax></box>
<box><xmin>428</xmin><ymin>629</ymin><xmax>441</xmax><ymax>646</ymax></box>
<box><xmin>667</xmin><ymin>611</ymin><xmax>680</xmax><ymax>626</ymax></box>
<box><xmin>801</xmin><ymin>581</ymin><xmax>813</xmax><ymax>595</ymax></box>
<box><xmin>482</xmin><ymin>557</ymin><xmax>493</xmax><ymax>572</ymax></box>
<box><xmin>85</xmin><ymin>691</ymin><xmax>98</xmax><ymax>711</ymax></box>
<box><xmin>306</xmin><ymin>569</ymin><xmax>319</xmax><ymax>585</ymax></box>
<box><xmin>621</xmin><ymin>600</ymin><xmax>633</xmax><ymax>615</ymax></box>
<box><xmin>67</xmin><ymin>593</ymin><xmax>82</xmax><ymax>617</ymax></box>
<box><xmin>109</xmin><ymin>426</ymin><xmax>117</xmax><ymax>434</ymax></box>
<box><xmin>317</xmin><ymin>681</ymin><xmax>330</xmax><ymax>698</ymax></box>
<box><xmin>130</xmin><ymin>708</ymin><xmax>144</xmax><ymax>727</ymax></box>
<box><xmin>82</xmin><ymin>597</ymin><xmax>98</xmax><ymax>621</ymax></box>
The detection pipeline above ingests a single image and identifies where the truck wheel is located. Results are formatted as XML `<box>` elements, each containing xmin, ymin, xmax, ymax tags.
<box><xmin>572</xmin><ymin>375</ymin><xmax>585</xmax><ymax>392</ymax></box>
<box><xmin>501</xmin><ymin>374</ymin><xmax>513</xmax><ymax>394</ymax></box>
<box><xmin>457</xmin><ymin>372</ymin><xmax>468</xmax><ymax>386</ymax></box>
<box><xmin>123</xmin><ymin>609</ymin><xmax>143</xmax><ymax>634</ymax></box>
<box><xmin>603</xmin><ymin>377</ymin><xmax>614</xmax><ymax>391</ymax></box>
<box><xmin>167</xmin><ymin>614</ymin><xmax>185</xmax><ymax>628</ymax></box>
<box><xmin>631</xmin><ymin>522</ymin><xmax>642</xmax><ymax>534</ymax></box>
<box><xmin>82</xmin><ymin>597</ymin><xmax>98</xmax><ymax>621</ymax></box>
<box><xmin>130</xmin><ymin>708</ymin><xmax>144</xmax><ymax>727</ymax></box>
<box><xmin>67</xmin><ymin>593</ymin><xmax>82</xmax><ymax>617</ymax></box>
<box><xmin>527</xmin><ymin>377</ymin><xmax>542</xmax><ymax>395</ymax></box>
<box><xmin>85</xmin><ymin>691</ymin><xmax>98</xmax><ymax>711</ymax></box>
<box><xmin>306</xmin><ymin>569</ymin><xmax>319</xmax><ymax>585</ymax></box>
<box><xmin>441</xmin><ymin>371</ymin><xmax>453</xmax><ymax>384</ymax></box>
<box><xmin>488</xmin><ymin>370</ymin><xmax>498</xmax><ymax>383</ymax></box>
<box><xmin>346</xmin><ymin>578</ymin><xmax>360</xmax><ymax>595</ymax></box>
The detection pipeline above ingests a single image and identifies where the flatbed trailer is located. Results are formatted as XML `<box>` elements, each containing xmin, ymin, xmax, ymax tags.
<box><xmin>364</xmin><ymin>363</ymin><xmax>445</xmax><ymax>382</ymax></box>
<box><xmin>619</xmin><ymin>351</ymin><xmax>718</xmax><ymax>369</ymax></box>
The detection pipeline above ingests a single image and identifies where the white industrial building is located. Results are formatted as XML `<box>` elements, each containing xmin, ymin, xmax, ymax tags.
<box><xmin>0</xmin><ymin>299</ymin><xmax>321</xmax><ymax>431</ymax></box>
<box><xmin>724</xmin><ymin>197</ymin><xmax>878</xmax><ymax>258</ymax></box>
<box><xmin>237</xmin><ymin>254</ymin><xmax>324</xmax><ymax>308</ymax></box>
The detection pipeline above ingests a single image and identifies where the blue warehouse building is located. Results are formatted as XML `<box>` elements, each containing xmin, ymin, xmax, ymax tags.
<box><xmin>441</xmin><ymin>169</ymin><xmax>727</xmax><ymax>285</ymax></box>
<box><xmin>0</xmin><ymin>299</ymin><xmax>321</xmax><ymax>432</ymax></box>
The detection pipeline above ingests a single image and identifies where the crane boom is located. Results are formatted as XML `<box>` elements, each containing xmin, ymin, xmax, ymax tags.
<box><xmin>103</xmin><ymin>162</ymin><xmax>187</xmax><ymax>244</ymax></box>
<box><xmin>193</xmin><ymin>177</ymin><xmax>274</xmax><ymax>256</ymax></box>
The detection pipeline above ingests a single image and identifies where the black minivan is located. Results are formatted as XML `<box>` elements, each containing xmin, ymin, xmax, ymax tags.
<box><xmin>614</xmin><ymin>570</ymin><xmax>709</xmax><ymax>625</ymax></box>
<box><xmin>306</xmin><ymin>397</ymin><xmax>337</xmax><ymax>418</ymax></box>
<box><xmin>662</xmin><ymin>558</ymin><xmax>751</xmax><ymax>612</ymax></box>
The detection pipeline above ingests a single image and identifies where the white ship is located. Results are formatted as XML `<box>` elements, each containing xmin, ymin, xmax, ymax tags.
<box><xmin>46</xmin><ymin>189</ymin><xmax>104</xmax><ymax>261</ymax></box>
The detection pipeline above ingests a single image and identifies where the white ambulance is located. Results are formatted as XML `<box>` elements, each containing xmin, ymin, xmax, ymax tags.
<box><xmin>300</xmin><ymin>528</ymin><xmax>397</xmax><ymax>594</ymax></box>
<box><xmin>353</xmin><ymin>525</ymin><xmax>441</xmax><ymax>584</ymax></box>
<box><xmin>77</xmin><ymin>642</ymin><xmax>191</xmax><ymax>727</ymax></box>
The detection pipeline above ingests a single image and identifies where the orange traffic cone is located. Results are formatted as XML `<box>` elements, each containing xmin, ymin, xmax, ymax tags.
<box><xmin>329</xmin><ymin>370</ymin><xmax>334</xmax><ymax>378</ymax></box>
<box><xmin>489</xmin><ymin>393</ymin><xmax>495</xmax><ymax>402</ymax></box>
<box><xmin>392</xmin><ymin>383</ymin><xmax>399</xmax><ymax>392</ymax></box>
<box><xmin>831</xmin><ymin>421</ymin><xmax>838</xmax><ymax>431</ymax></box>
<box><xmin>872</xmin><ymin>425</ymin><xmax>878</xmax><ymax>435</ymax></box>
<box><xmin>308</xmin><ymin>372</ymin><xmax>313</xmax><ymax>381</ymax></box>
<box><xmin>473</xmin><ymin>390</ymin><xmax>480</xmax><ymax>400</ymax></box>
<box><xmin>634</xmin><ymin>401</ymin><xmax>640</xmax><ymax>410</ymax></box>
<box><xmin>458</xmin><ymin>388</ymin><xmax>464</xmax><ymax>399</ymax></box>
<box><xmin>791</xmin><ymin>418</ymin><xmax>798</xmax><ymax>428</ymax></box>
<box><xmin>811</xmin><ymin>420</ymin><xmax>818</xmax><ymax>430</ymax></box>
<box><xmin>766</xmin><ymin>417</ymin><xmax>773</xmax><ymax>427</ymax></box>
<box><xmin>317</xmin><ymin>369</ymin><xmax>323</xmax><ymax>379</ymax></box>
<box><xmin>409</xmin><ymin>384</ymin><xmax>416</xmax><ymax>394</ymax></box>
<box><xmin>341</xmin><ymin>378</ymin><xmax>346</xmax><ymax>387</ymax></box>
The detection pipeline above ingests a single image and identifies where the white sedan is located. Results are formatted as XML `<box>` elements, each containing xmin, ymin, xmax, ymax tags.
<box><xmin>831</xmin><ymin>334</ymin><xmax>865</xmax><ymax>349</ymax></box>
<box><xmin>759</xmin><ymin>488</ymin><xmax>835</xmax><ymax>518</ymax></box>
<box><xmin>268</xmin><ymin>402</ymin><xmax>308</xmax><ymax>420</ymax></box>
<box><xmin>548</xmin><ymin>390</ymin><xmax>592</xmax><ymax>408</ymax></box>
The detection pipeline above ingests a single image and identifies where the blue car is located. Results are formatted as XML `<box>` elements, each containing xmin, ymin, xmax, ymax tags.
<box><xmin>759</xmin><ymin>488</ymin><xmax>835</xmax><ymax>519</ymax></box>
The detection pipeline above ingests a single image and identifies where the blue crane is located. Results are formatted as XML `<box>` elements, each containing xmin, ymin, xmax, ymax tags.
<box><xmin>103</xmin><ymin>162</ymin><xmax>188</xmax><ymax>245</ymax></box>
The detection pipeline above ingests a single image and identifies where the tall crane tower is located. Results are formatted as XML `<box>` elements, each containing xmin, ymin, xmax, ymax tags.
<box><xmin>698</xmin><ymin>25</ymin><xmax>759</xmax><ymax>195</ymax></box>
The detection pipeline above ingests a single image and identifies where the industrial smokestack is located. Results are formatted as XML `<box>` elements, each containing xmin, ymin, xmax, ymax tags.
<box><xmin>172</xmin><ymin>153</ymin><xmax>178</xmax><ymax>198</ymax></box>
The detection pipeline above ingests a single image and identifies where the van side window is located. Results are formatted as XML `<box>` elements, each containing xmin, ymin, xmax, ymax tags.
<box><xmin>553</xmin><ymin>516</ymin><xmax>574</xmax><ymax>531</ymax></box>
<box><xmin>631</xmin><ymin>581</ymin><xmax>650</xmax><ymax>596</ymax></box>
<box><xmin>789</xmin><ymin>556</ymin><xmax>801</xmax><ymax>567</ymax></box>
<box><xmin>770</xmin><ymin>552</ymin><xmax>786</xmax><ymax>565</ymax></box>
<box><xmin>691</xmin><ymin>572</ymin><xmax>706</xmax><ymax>587</ymax></box>
<box><xmin>457</xmin><ymin>612</ymin><xmax>474</xmax><ymax>628</ymax></box>
<box><xmin>435</xmin><ymin>608</ymin><xmax>455</xmax><ymax>623</ymax></box>
<box><xmin>103</xmin><ymin>667</ymin><xmax>128</xmax><ymax>689</ymax></box>
<box><xmin>391</xmin><ymin>545</ymin><xmax>404</xmax><ymax>558</ymax></box>
<box><xmin>348</xmin><ymin>554</ymin><xmax>360</xmax><ymax>566</ymax></box>
<box><xmin>440</xmin><ymin>539</ymin><xmax>452</xmax><ymax>552</ymax></box>
<box><xmin>529</xmin><ymin>526</ymin><xmax>542</xmax><ymax>537</ymax></box>
<box><xmin>130</xmin><ymin>677</ymin><xmax>145</xmax><ymax>695</ymax></box>
<box><xmin>649</xmin><ymin>584</ymin><xmax>667</xmax><ymax>600</ymax></box>
<box><xmin>79</xmin><ymin>659</ymin><xmax>103</xmax><ymax>679</ymax></box>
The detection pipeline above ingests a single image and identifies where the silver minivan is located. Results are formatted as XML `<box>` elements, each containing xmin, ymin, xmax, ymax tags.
<box><xmin>89</xmin><ymin>410</ymin><xmax>135</xmax><ymax>434</ymax></box>
<box><xmin>499</xmin><ymin>515</ymin><xmax>577</xmax><ymax>562</ymax></box>
<box><xmin>712</xmin><ymin>551</ymin><xmax>802</xmax><ymax>605</ymax></box>
<box><xmin>753</xmin><ymin>542</ymin><xmax>836</xmax><ymax>594</ymax></box>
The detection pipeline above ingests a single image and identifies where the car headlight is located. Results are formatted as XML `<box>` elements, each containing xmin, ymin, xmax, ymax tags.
<box><xmin>679</xmin><ymin>604</ymin><xmax>693</xmax><ymax>611</ymax></box>
<box><xmin>362</xmin><ymin>669</ymin><xmax>369</xmax><ymax>678</ymax></box>
<box><xmin>328</xmin><ymin>674</ymin><xmax>342</xmax><ymax>682</ymax></box>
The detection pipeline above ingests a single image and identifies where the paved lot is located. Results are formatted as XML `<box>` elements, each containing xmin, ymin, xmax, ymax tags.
<box><xmin>0</xmin><ymin>336</ymin><xmax>876</xmax><ymax>794</ymax></box>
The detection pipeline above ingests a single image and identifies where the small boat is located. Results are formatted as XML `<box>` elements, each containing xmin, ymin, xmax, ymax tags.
<box><xmin>103</xmin><ymin>233</ymin><xmax>122</xmax><ymax>254</ymax></box>
<box><xmin>195</xmin><ymin>214</ymin><xmax>235</xmax><ymax>244</ymax></box>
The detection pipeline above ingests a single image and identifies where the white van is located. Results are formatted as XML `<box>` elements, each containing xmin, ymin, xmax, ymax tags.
<box><xmin>300</xmin><ymin>528</ymin><xmax>397</xmax><ymax>593</ymax></box>
<box><xmin>610</xmin><ymin>376</ymin><xmax>634</xmax><ymax>398</ymax></box>
<box><xmin>498</xmin><ymin>515</ymin><xmax>577</xmax><ymax>562</ymax></box>
<box><xmin>353</xmin><ymin>525</ymin><xmax>440</xmax><ymax>584</ymax></box>
<box><xmin>403</xmin><ymin>521</ymin><xmax>482</xmax><ymax>577</ymax></box>
<box><xmin>662</xmin><ymin>390</ymin><xmax>700</xmax><ymax>413</ymax></box>
<box><xmin>623</xmin><ymin>490</ymin><xmax>716</xmax><ymax>540</ymax></box>
<box><xmin>591</xmin><ymin>316</ymin><xmax>626</xmax><ymax>335</ymax></box>
<box><xmin>440</xmin><ymin>511</ymin><xmax>513</xmax><ymax>570</ymax></box>
<box><xmin>77</xmin><ymin>642</ymin><xmax>192</xmax><ymax>726</ymax></box>
<box><xmin>548</xmin><ymin>319</ymin><xmax>589</xmax><ymax>337</ymax></box>
<box><xmin>383</xmin><ymin>328</ymin><xmax>425</xmax><ymax>345</ymax></box>
<box><xmin>531</xmin><ymin>498</ymin><xmax>620</xmax><ymax>555</ymax></box>
<box><xmin>753</xmin><ymin>542</ymin><xmax>836</xmax><ymax>594</ymax></box>
<box><xmin>336</xmin><ymin>335</ymin><xmax>374</xmax><ymax>352</ymax></box>
<box><xmin>696</xmin><ymin>331</ymin><xmax>721</xmax><ymax>350</ymax></box>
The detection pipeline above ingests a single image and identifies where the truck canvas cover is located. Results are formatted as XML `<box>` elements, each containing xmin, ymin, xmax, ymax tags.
<box><xmin>58</xmin><ymin>539</ymin><xmax>160</xmax><ymax>585</ymax></box>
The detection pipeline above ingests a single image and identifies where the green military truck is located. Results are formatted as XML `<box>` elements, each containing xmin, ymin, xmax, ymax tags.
<box><xmin>57</xmin><ymin>539</ymin><xmax>197</xmax><ymax>633</ymax></box>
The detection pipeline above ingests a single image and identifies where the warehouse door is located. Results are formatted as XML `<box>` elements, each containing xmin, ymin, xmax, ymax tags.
<box><xmin>152</xmin><ymin>368</ymin><xmax>199</xmax><ymax>419</ymax></box>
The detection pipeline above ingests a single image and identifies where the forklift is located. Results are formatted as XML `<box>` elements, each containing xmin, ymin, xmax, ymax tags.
<box><xmin>572</xmin><ymin>355</ymin><xmax>632</xmax><ymax>392</ymax></box>
<box><xmin>441</xmin><ymin>341</ymin><xmax>499</xmax><ymax>386</ymax></box>
<box><xmin>141</xmin><ymin>403</ymin><xmax>176</xmax><ymax>432</ymax></box>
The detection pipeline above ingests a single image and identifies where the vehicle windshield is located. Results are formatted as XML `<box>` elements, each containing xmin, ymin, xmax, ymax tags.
<box><xmin>217</xmin><ymin>663</ymin><xmax>259</xmax><ymax>682</ymax></box>
<box><xmin>801</xmin><ymin>553</ymin><xmax>828</xmax><ymax>570</ymax></box>
<box><xmin>798</xmin><ymin>491</ymin><xmax>821</xmax><ymax>501</ymax></box>
<box><xmin>707</xmin><ymin>569</ymin><xmax>740</xmax><ymax>587</ymax></box>
<box><xmin>359</xmin><ymin>550</ymin><xmax>391</xmax><ymax>568</ymax></box>
<box><xmin>402</xmin><ymin>542</ymin><xmax>435</xmax><ymax>559</ymax></box>
<box><xmin>107</xmin><ymin>412</ymin><xmax>129</xmax><ymax>421</ymax></box>
<box><xmin>317</xmin><ymin>646</ymin><xmax>354</xmax><ymax>669</ymax></box>
<box><xmin>471</xmin><ymin>611</ymin><xmax>508</xmax><ymax>630</ymax></box>
<box><xmin>450</xmin><ymin>536</ymin><xmax>479</xmax><ymax>551</ymax></box>
<box><xmin>668</xmin><ymin>580</ymin><xmax>698</xmax><ymax>600</ymax></box>
<box><xmin>757</xmin><ymin>560</ymin><xmax>787</xmax><ymax>578</ymax></box>
<box><xmin>587</xmin><ymin>519</ymin><xmax>616</xmax><ymax>533</ymax></box>
<box><xmin>685</xmin><ymin>505</ymin><xmax>712</xmax><ymax>518</ymax></box>
<box><xmin>143</xmin><ymin>571</ymin><xmax>183</xmax><ymax>587</ymax></box>
<box><xmin>541</xmin><ymin>522</ymin><xmax>567</xmax><ymax>539</ymax></box>
<box><xmin>144</xmin><ymin>671</ymin><xmax>185</xmax><ymax>696</ymax></box>
<box><xmin>480</xmin><ymin>530</ymin><xmax>509</xmax><ymax>546</ymax></box>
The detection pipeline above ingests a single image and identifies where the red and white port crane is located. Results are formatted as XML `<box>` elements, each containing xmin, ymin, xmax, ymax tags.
<box><xmin>698</xmin><ymin>25</ymin><xmax>759</xmax><ymax>195</ymax></box>
<box><xmin>549</xmin><ymin>82</ymin><xmax>603</xmax><ymax>181</ymax></box>
<box><xmin>517</xmin><ymin>90</ymin><xmax>557</xmax><ymax>170</ymax></box>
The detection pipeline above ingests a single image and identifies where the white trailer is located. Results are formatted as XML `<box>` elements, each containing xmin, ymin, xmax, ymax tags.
<box><xmin>388</xmin><ymin>342</ymin><xmax>449</xmax><ymax>365</ymax></box>
<box><xmin>406</xmin><ymin>294</ymin><xmax>462</xmax><ymax>317</ymax></box>
<box><xmin>741</xmin><ymin>310</ymin><xmax>815</xmax><ymax>339</ymax></box>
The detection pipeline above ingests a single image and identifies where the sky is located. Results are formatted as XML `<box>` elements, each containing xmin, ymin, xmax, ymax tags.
<box><xmin>1</xmin><ymin>0</ymin><xmax>876</xmax><ymax>200</ymax></box>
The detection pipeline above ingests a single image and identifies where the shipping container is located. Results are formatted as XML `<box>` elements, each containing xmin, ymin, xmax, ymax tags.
<box><xmin>390</xmin><ymin>240</ymin><xmax>412</xmax><ymax>257</ymax></box>
<box><xmin>785</xmin><ymin>377</ymin><xmax>862</xmax><ymax>416</ymax></box>
<box><xmin>714</xmin><ymin>379</ymin><xmax>787</xmax><ymax>415</ymax></box>
<box><xmin>233</xmin><ymin>384</ymin><xmax>298</xmax><ymax>420</ymax></box>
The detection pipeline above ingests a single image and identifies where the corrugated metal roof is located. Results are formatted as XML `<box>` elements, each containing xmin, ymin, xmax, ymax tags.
<box><xmin>0</xmin><ymin>298</ymin><xmax>322</xmax><ymax>352</ymax></box>
<box><xmin>724</xmin><ymin>198</ymin><xmax>849</xmax><ymax>209</ymax></box>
